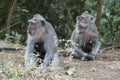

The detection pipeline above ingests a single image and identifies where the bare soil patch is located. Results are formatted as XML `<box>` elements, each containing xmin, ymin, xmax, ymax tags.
<box><xmin>0</xmin><ymin>46</ymin><xmax>120</xmax><ymax>80</ymax></box>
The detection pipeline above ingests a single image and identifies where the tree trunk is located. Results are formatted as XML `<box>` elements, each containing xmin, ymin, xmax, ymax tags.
<box><xmin>6</xmin><ymin>0</ymin><xmax>17</xmax><ymax>34</ymax></box>
<box><xmin>95</xmin><ymin>0</ymin><xmax>102</xmax><ymax>27</ymax></box>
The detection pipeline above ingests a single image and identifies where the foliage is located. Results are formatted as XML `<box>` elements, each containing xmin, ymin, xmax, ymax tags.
<box><xmin>0</xmin><ymin>0</ymin><xmax>120</xmax><ymax>46</ymax></box>
<box><xmin>100</xmin><ymin>0</ymin><xmax>120</xmax><ymax>46</ymax></box>
<box><xmin>4</xmin><ymin>31</ymin><xmax>22</xmax><ymax>44</ymax></box>
<box><xmin>85</xmin><ymin>0</ymin><xmax>120</xmax><ymax>46</ymax></box>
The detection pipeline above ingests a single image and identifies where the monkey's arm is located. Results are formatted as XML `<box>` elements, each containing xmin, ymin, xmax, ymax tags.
<box><xmin>25</xmin><ymin>37</ymin><xmax>36</xmax><ymax>67</ymax></box>
<box><xmin>90</xmin><ymin>41</ymin><xmax>101</xmax><ymax>56</ymax></box>
<box><xmin>70</xmin><ymin>30</ymin><xmax>76</xmax><ymax>41</ymax></box>
<box><xmin>43</xmin><ymin>35</ymin><xmax>58</xmax><ymax>67</ymax></box>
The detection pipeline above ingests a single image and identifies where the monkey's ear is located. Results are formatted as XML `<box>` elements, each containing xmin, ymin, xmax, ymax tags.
<box><xmin>76</xmin><ymin>16</ymin><xmax>79</xmax><ymax>21</ymax></box>
<box><xmin>41</xmin><ymin>20</ymin><xmax>46</xmax><ymax>26</ymax></box>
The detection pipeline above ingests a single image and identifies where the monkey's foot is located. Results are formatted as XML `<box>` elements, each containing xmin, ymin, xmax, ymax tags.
<box><xmin>81</xmin><ymin>55</ymin><xmax>95</xmax><ymax>61</ymax></box>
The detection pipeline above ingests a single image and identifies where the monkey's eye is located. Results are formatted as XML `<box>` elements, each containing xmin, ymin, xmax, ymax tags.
<box><xmin>41</xmin><ymin>20</ymin><xmax>46</xmax><ymax>26</ymax></box>
<box><xmin>77</xmin><ymin>16</ymin><xmax>84</xmax><ymax>21</ymax></box>
<box><xmin>90</xmin><ymin>17</ymin><xmax>94</xmax><ymax>21</ymax></box>
<box><xmin>33</xmin><ymin>19</ymin><xmax>38</xmax><ymax>22</ymax></box>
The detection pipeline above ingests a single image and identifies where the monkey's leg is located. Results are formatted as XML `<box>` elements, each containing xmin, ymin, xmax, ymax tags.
<box><xmin>73</xmin><ymin>46</ymin><xmax>88</xmax><ymax>58</ymax></box>
<box><xmin>74</xmin><ymin>47</ymin><xmax>94</xmax><ymax>61</ymax></box>
<box><xmin>71</xmin><ymin>51</ymin><xmax>82</xmax><ymax>59</ymax></box>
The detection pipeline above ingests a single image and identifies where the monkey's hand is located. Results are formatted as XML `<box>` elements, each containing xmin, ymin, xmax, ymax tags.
<box><xmin>81</xmin><ymin>54</ymin><xmax>95</xmax><ymax>61</ymax></box>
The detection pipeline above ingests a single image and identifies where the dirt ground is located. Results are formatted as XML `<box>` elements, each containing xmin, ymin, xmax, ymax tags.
<box><xmin>0</xmin><ymin>44</ymin><xmax>120</xmax><ymax>80</ymax></box>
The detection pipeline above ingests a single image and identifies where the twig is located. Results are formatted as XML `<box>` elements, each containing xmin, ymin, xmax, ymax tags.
<box><xmin>101</xmin><ymin>44</ymin><xmax>120</xmax><ymax>51</ymax></box>
<box><xmin>0</xmin><ymin>21</ymin><xmax>22</xmax><ymax>33</ymax></box>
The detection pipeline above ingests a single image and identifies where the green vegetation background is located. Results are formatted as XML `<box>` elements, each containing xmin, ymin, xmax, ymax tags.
<box><xmin>0</xmin><ymin>0</ymin><xmax>120</xmax><ymax>47</ymax></box>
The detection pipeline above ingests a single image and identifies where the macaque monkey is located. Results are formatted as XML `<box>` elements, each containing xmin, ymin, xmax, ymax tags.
<box><xmin>25</xmin><ymin>14</ymin><xmax>58</xmax><ymax>68</ymax></box>
<box><xmin>70</xmin><ymin>12</ymin><xmax>101</xmax><ymax>61</ymax></box>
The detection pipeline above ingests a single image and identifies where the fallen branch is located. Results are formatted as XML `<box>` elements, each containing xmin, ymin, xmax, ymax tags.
<box><xmin>101</xmin><ymin>44</ymin><xmax>120</xmax><ymax>51</ymax></box>
<box><xmin>0</xmin><ymin>46</ymin><xmax>24</xmax><ymax>52</ymax></box>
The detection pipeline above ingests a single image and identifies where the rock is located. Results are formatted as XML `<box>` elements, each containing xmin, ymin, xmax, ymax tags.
<box><xmin>66</xmin><ymin>67</ymin><xmax>75</xmax><ymax>75</ymax></box>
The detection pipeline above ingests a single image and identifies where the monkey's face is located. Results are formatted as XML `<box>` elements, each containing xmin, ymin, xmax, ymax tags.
<box><xmin>76</xmin><ymin>14</ymin><xmax>95</xmax><ymax>32</ymax></box>
<box><xmin>27</xmin><ymin>16</ymin><xmax>46</xmax><ymax>36</ymax></box>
